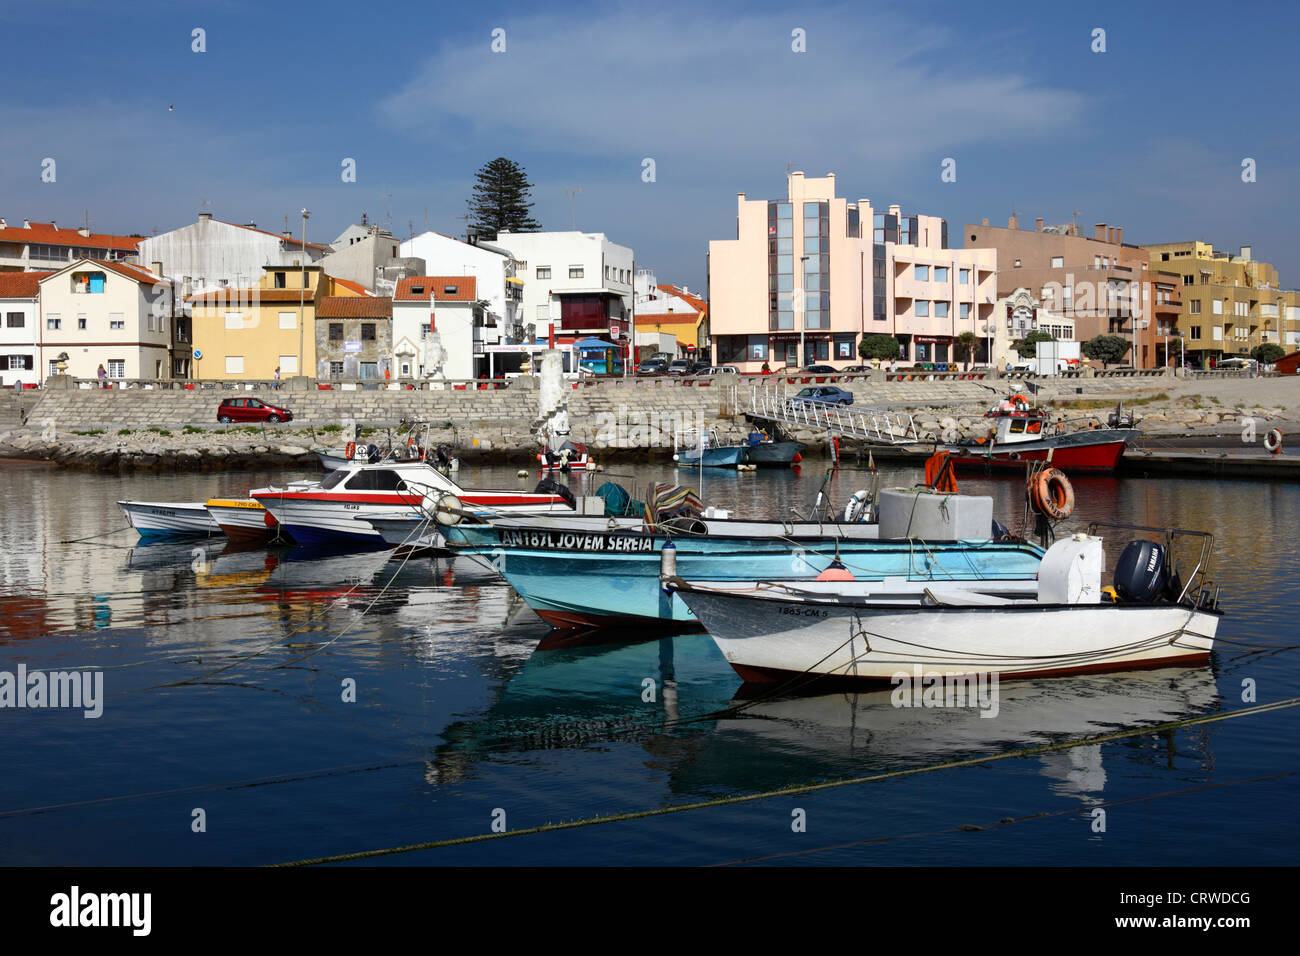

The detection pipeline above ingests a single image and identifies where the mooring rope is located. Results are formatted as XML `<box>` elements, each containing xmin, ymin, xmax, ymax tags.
<box><xmin>267</xmin><ymin>695</ymin><xmax>1300</xmax><ymax>866</ymax></box>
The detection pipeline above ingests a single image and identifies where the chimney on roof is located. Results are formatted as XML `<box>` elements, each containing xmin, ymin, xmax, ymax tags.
<box><xmin>78</xmin><ymin>226</ymin><xmax>90</xmax><ymax>238</ymax></box>
<box><xmin>50</xmin><ymin>221</ymin><xmax>56</xmax><ymax>230</ymax></box>
<box><xmin>0</xmin><ymin>218</ymin><xmax>5</xmax><ymax>229</ymax></box>
<box><xmin>1115</xmin><ymin>227</ymin><xmax>1123</xmax><ymax>245</ymax></box>
<box><xmin>245</xmin><ymin>221</ymin><xmax>256</xmax><ymax>230</ymax></box>
<box><xmin>23</xmin><ymin>219</ymin><xmax>30</xmax><ymax>229</ymax></box>
<box><xmin>282</xmin><ymin>230</ymin><xmax>292</xmax><ymax>238</ymax></box>
<box><xmin>981</xmin><ymin>218</ymin><xmax>989</xmax><ymax>226</ymax></box>
<box><xmin>1094</xmin><ymin>222</ymin><xmax>1107</xmax><ymax>241</ymax></box>
<box><xmin>198</xmin><ymin>212</ymin><xmax>212</xmax><ymax>221</ymax></box>
<box><xmin>1008</xmin><ymin>216</ymin><xmax>1019</xmax><ymax>230</ymax></box>
<box><xmin>889</xmin><ymin>204</ymin><xmax>901</xmax><ymax>217</ymax></box>
<box><xmin>152</xmin><ymin>260</ymin><xmax>163</xmax><ymax>276</ymax></box>
<box><xmin>1240</xmin><ymin>244</ymin><xmax>1252</xmax><ymax>261</ymax></box>
<box><xmin>1035</xmin><ymin>218</ymin><xmax>1044</xmax><ymax>232</ymax></box>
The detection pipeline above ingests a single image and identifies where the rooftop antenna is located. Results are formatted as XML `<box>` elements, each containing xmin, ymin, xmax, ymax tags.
<box><xmin>564</xmin><ymin>187</ymin><xmax>582</xmax><ymax>230</ymax></box>
<box><xmin>462</xmin><ymin>200</ymin><xmax>474</xmax><ymax>243</ymax></box>
<box><xmin>424</xmin><ymin>205</ymin><xmax>429</xmax><ymax>232</ymax></box>
<box><xmin>385</xmin><ymin>193</ymin><xmax>393</xmax><ymax>230</ymax></box>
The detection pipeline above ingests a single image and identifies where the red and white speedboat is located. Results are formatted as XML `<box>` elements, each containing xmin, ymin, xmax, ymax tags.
<box><xmin>251</xmin><ymin>460</ymin><xmax>575</xmax><ymax>549</ymax></box>
<box><xmin>945</xmin><ymin>395</ymin><xmax>1137</xmax><ymax>474</ymax></box>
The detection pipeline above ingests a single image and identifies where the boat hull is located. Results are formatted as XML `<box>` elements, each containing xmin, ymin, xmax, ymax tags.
<box><xmin>676</xmin><ymin>586</ymin><xmax>1218</xmax><ymax>681</ymax></box>
<box><xmin>205</xmin><ymin>498</ymin><xmax>287</xmax><ymax>544</ymax></box>
<box><xmin>451</xmin><ymin>535</ymin><xmax>1045</xmax><ymax>626</ymax></box>
<box><xmin>947</xmin><ymin>428</ymin><xmax>1133</xmax><ymax>474</ymax></box>
<box><xmin>119</xmin><ymin>501</ymin><xmax>222</xmax><ymax>537</ymax></box>
<box><xmin>745</xmin><ymin>440</ymin><xmax>806</xmax><ymax>465</ymax></box>
<box><xmin>676</xmin><ymin>446</ymin><xmax>747</xmax><ymax>467</ymax></box>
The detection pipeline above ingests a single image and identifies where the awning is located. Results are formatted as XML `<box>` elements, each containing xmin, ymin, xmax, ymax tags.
<box><xmin>573</xmin><ymin>337</ymin><xmax>620</xmax><ymax>349</ymax></box>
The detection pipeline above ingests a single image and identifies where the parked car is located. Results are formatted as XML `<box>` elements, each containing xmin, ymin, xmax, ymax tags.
<box><xmin>217</xmin><ymin>396</ymin><xmax>293</xmax><ymax>423</ymax></box>
<box><xmin>802</xmin><ymin>364</ymin><xmax>838</xmax><ymax>374</ymax></box>
<box><xmin>698</xmin><ymin>365</ymin><xmax>740</xmax><ymax>376</ymax></box>
<box><xmin>786</xmin><ymin>386</ymin><xmax>854</xmax><ymax>408</ymax></box>
<box><xmin>637</xmin><ymin>359</ymin><xmax>669</xmax><ymax>375</ymax></box>
<box><xmin>842</xmin><ymin>365</ymin><xmax>872</xmax><ymax>372</ymax></box>
<box><xmin>687</xmin><ymin>360</ymin><xmax>712</xmax><ymax>374</ymax></box>
<box><xmin>666</xmin><ymin>359</ymin><xmax>694</xmax><ymax>375</ymax></box>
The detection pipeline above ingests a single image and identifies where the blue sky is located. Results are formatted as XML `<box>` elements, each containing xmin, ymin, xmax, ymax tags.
<box><xmin>2</xmin><ymin>0</ymin><xmax>1297</xmax><ymax>291</ymax></box>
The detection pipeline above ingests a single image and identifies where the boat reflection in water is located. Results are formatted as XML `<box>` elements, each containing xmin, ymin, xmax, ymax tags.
<box><xmin>419</xmin><ymin>621</ymin><xmax>1219</xmax><ymax>800</ymax></box>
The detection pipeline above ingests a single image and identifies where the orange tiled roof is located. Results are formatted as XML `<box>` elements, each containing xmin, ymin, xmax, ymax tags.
<box><xmin>330</xmin><ymin>277</ymin><xmax>375</xmax><ymax>297</ymax></box>
<box><xmin>657</xmin><ymin>283</ymin><xmax>707</xmax><ymax>313</ymax></box>
<box><xmin>38</xmin><ymin>258</ymin><xmax>163</xmax><ymax>287</ymax></box>
<box><xmin>0</xmin><ymin>271</ymin><xmax>53</xmax><ymax>298</ymax></box>
<box><xmin>316</xmin><ymin>296</ymin><xmax>392</xmax><ymax>318</ymax></box>
<box><xmin>0</xmin><ymin>221</ymin><xmax>140</xmax><ymax>252</ymax></box>
<box><xmin>394</xmin><ymin>276</ymin><xmax>478</xmax><ymax>302</ymax></box>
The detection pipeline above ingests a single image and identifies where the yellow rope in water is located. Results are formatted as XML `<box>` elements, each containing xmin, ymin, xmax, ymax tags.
<box><xmin>268</xmin><ymin>695</ymin><xmax>1300</xmax><ymax>867</ymax></box>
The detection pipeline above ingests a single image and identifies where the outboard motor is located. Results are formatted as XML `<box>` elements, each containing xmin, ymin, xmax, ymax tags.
<box><xmin>1113</xmin><ymin>540</ymin><xmax>1168</xmax><ymax>603</ymax></box>
<box><xmin>534</xmin><ymin>477</ymin><xmax>577</xmax><ymax>509</ymax></box>
<box><xmin>366</xmin><ymin>443</ymin><xmax>381</xmax><ymax>464</ymax></box>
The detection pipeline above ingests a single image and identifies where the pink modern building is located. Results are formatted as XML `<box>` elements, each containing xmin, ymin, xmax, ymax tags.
<box><xmin>707</xmin><ymin>172</ymin><xmax>998</xmax><ymax>371</ymax></box>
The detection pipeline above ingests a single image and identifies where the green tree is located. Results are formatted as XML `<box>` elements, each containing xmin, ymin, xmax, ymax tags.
<box><xmin>859</xmin><ymin>334</ymin><xmax>901</xmax><ymax>362</ymax></box>
<box><xmin>1014</xmin><ymin>329</ymin><xmax>1055</xmax><ymax>359</ymax></box>
<box><xmin>1251</xmin><ymin>342</ymin><xmax>1284</xmax><ymax>364</ymax></box>
<box><xmin>468</xmin><ymin>158</ymin><xmax>541</xmax><ymax>239</ymax></box>
<box><xmin>954</xmin><ymin>331</ymin><xmax>979</xmax><ymax>368</ymax></box>
<box><xmin>1081</xmin><ymin>334</ymin><xmax>1130</xmax><ymax>368</ymax></box>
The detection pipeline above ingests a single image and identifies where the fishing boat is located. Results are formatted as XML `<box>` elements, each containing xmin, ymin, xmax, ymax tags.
<box><xmin>205</xmin><ymin>498</ymin><xmax>290</xmax><ymax>544</ymax></box>
<box><xmin>118</xmin><ymin>500</ymin><xmax>222</xmax><ymax>538</ymax></box>
<box><xmin>538</xmin><ymin>440</ymin><xmax>593</xmax><ymax>472</ymax></box>
<box><xmin>673</xmin><ymin>427</ymin><xmax>748</xmax><ymax>468</ymax></box>
<box><xmin>252</xmin><ymin>459</ymin><xmax>580</xmax><ymax>549</ymax></box>
<box><xmin>667</xmin><ymin>524</ymin><xmax>1221</xmax><ymax>684</ymax></box>
<box><xmin>945</xmin><ymin>394</ymin><xmax>1137</xmax><ymax>474</ymax></box>
<box><xmin>742</xmin><ymin>423</ymin><xmax>805</xmax><ymax>466</ymax></box>
<box><xmin>440</xmin><ymin>480</ymin><xmax>1045</xmax><ymax>629</ymax></box>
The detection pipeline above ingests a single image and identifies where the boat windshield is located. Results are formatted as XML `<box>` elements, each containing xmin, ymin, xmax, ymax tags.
<box><xmin>320</xmin><ymin>469</ymin><xmax>349</xmax><ymax>490</ymax></box>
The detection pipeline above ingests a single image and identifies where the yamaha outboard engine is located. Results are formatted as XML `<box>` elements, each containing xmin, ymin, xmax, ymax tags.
<box><xmin>366</xmin><ymin>443</ymin><xmax>381</xmax><ymax>464</ymax></box>
<box><xmin>1113</xmin><ymin>540</ymin><xmax>1168</xmax><ymax>602</ymax></box>
<box><xmin>534</xmin><ymin>477</ymin><xmax>577</xmax><ymax>509</ymax></box>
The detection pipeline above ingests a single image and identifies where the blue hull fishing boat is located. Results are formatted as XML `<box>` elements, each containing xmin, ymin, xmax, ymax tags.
<box><xmin>673</xmin><ymin>427</ymin><xmax>748</xmax><ymax>468</ymax></box>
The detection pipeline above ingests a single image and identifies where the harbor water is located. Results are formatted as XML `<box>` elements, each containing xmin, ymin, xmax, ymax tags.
<box><xmin>1</xmin><ymin>459</ymin><xmax>1297</xmax><ymax>866</ymax></box>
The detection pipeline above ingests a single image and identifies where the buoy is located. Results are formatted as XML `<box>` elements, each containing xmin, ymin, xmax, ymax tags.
<box><xmin>660</xmin><ymin>540</ymin><xmax>677</xmax><ymax>581</ymax></box>
<box><xmin>1264</xmin><ymin>428</ymin><xmax>1283</xmax><ymax>455</ymax></box>
<box><xmin>585</xmin><ymin>460</ymin><xmax>597</xmax><ymax>471</ymax></box>
<box><xmin>1029</xmin><ymin>468</ymin><xmax>1074</xmax><ymax>519</ymax></box>
<box><xmin>817</xmin><ymin>560</ymin><xmax>856</xmax><ymax>582</ymax></box>
<box><xmin>792</xmin><ymin>452</ymin><xmax>802</xmax><ymax>463</ymax></box>
<box><xmin>517</xmin><ymin>469</ymin><xmax>528</xmax><ymax>478</ymax></box>
<box><xmin>844</xmin><ymin>489</ymin><xmax>871</xmax><ymax>522</ymax></box>
<box><xmin>344</xmin><ymin>441</ymin><xmax>356</xmax><ymax>460</ymax></box>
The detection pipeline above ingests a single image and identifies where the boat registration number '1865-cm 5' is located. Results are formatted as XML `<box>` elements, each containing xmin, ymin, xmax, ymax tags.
<box><xmin>500</xmin><ymin>530</ymin><xmax>657</xmax><ymax>552</ymax></box>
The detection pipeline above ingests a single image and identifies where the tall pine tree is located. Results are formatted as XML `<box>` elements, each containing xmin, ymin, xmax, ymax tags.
<box><xmin>468</xmin><ymin>158</ymin><xmax>541</xmax><ymax>240</ymax></box>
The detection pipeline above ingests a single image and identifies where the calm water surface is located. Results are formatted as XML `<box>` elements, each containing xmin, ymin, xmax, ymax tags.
<box><xmin>1</xmin><ymin>459</ymin><xmax>1297</xmax><ymax>866</ymax></box>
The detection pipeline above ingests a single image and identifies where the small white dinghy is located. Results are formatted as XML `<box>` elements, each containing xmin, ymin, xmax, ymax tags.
<box><xmin>668</xmin><ymin>524</ymin><xmax>1223</xmax><ymax>684</ymax></box>
<box><xmin>119</xmin><ymin>501</ymin><xmax>222</xmax><ymax>538</ymax></box>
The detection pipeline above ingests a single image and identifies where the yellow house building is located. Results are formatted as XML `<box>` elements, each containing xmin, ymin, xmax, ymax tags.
<box><xmin>186</xmin><ymin>267</ymin><xmax>371</xmax><ymax>379</ymax></box>
<box><xmin>1142</xmin><ymin>241</ymin><xmax>1300</xmax><ymax>364</ymax></box>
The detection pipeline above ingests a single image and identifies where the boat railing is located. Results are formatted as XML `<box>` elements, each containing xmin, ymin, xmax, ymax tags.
<box><xmin>1085</xmin><ymin>521</ymin><xmax>1216</xmax><ymax>607</ymax></box>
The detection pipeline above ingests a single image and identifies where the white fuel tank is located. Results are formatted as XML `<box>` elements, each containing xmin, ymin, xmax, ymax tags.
<box><xmin>1037</xmin><ymin>533</ymin><xmax>1103</xmax><ymax>605</ymax></box>
<box><xmin>876</xmin><ymin>488</ymin><xmax>993</xmax><ymax>541</ymax></box>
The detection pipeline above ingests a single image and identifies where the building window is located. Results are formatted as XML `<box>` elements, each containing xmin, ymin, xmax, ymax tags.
<box><xmin>916</xmin><ymin>301</ymin><xmax>930</xmax><ymax>317</ymax></box>
<box><xmin>279</xmin><ymin>356</ymin><xmax>298</xmax><ymax>375</ymax></box>
<box><xmin>1212</xmin><ymin>299</ymin><xmax>1223</xmax><ymax>315</ymax></box>
<box><xmin>569</xmin><ymin>266</ymin><xmax>584</xmax><ymax>279</ymax></box>
<box><xmin>536</xmin><ymin>267</ymin><xmax>551</xmax><ymax>279</ymax></box>
<box><xmin>1183</xmin><ymin>275</ymin><xmax>1194</xmax><ymax>285</ymax></box>
<box><xmin>1014</xmin><ymin>259</ymin><xmax>1022</xmax><ymax>268</ymax></box>
<box><xmin>933</xmin><ymin>266</ymin><xmax>948</xmax><ymax>283</ymax></box>
<box><xmin>914</xmin><ymin>265</ymin><xmax>929</xmax><ymax>281</ymax></box>
<box><xmin>5</xmin><ymin>312</ymin><xmax>23</xmax><ymax>328</ymax></box>
<box><xmin>47</xmin><ymin>314</ymin><xmax>61</xmax><ymax>330</ymax></box>
<box><xmin>360</xmin><ymin>362</ymin><xmax>378</xmax><ymax>379</ymax></box>
<box><xmin>1190</xmin><ymin>327</ymin><xmax>1202</xmax><ymax>340</ymax></box>
<box><xmin>959</xmin><ymin>303</ymin><xmax>970</xmax><ymax>320</ymax></box>
<box><xmin>958</xmin><ymin>269</ymin><xmax>969</xmax><ymax>285</ymax></box>
<box><xmin>224</xmin><ymin>311</ymin><xmax>242</xmax><ymax>329</ymax></box>
<box><xmin>1050</xmin><ymin>256</ymin><xmax>1064</xmax><ymax>268</ymax></box>
<box><xmin>330</xmin><ymin>361</ymin><xmax>344</xmax><ymax>377</ymax></box>
<box><xmin>420</xmin><ymin>323</ymin><xmax>431</xmax><ymax>336</ymax></box>
<box><xmin>109</xmin><ymin>313</ymin><xmax>125</xmax><ymax>330</ymax></box>
<box><xmin>107</xmin><ymin>360</ymin><xmax>125</xmax><ymax>378</ymax></box>
<box><xmin>329</xmin><ymin>323</ymin><xmax>343</xmax><ymax>341</ymax></box>
<box><xmin>147</xmin><ymin>314</ymin><xmax>154</xmax><ymax>332</ymax></box>
<box><xmin>934</xmin><ymin>301</ymin><xmax>949</xmax><ymax>318</ymax></box>
<box><xmin>225</xmin><ymin>356</ymin><xmax>244</xmax><ymax>374</ymax></box>
<box><xmin>77</xmin><ymin>314</ymin><xmax>87</xmax><ymax>330</ymax></box>
<box><xmin>279</xmin><ymin>311</ymin><xmax>296</xmax><ymax>329</ymax></box>
<box><xmin>5</xmin><ymin>355</ymin><xmax>33</xmax><ymax>370</ymax></box>
<box><xmin>361</xmin><ymin>323</ymin><xmax>376</xmax><ymax>340</ymax></box>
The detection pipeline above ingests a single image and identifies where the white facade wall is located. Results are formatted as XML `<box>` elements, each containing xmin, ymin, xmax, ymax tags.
<box><xmin>38</xmin><ymin>263</ymin><xmax>171</xmax><ymax>380</ymax></box>
<box><xmin>399</xmin><ymin>233</ymin><xmax>518</xmax><ymax>331</ymax></box>
<box><xmin>0</xmin><ymin>295</ymin><xmax>40</xmax><ymax>386</ymax></box>
<box><xmin>391</xmin><ymin>299</ymin><xmax>475</xmax><ymax>380</ymax></box>
<box><xmin>136</xmin><ymin>218</ymin><xmax>327</xmax><ymax>296</ymax></box>
<box><xmin>483</xmin><ymin>231</ymin><xmax>633</xmax><ymax>339</ymax></box>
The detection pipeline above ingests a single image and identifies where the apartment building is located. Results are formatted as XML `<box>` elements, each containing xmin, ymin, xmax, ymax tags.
<box><xmin>632</xmin><ymin>269</ymin><xmax>708</xmax><ymax>357</ymax></box>
<box><xmin>708</xmin><ymin>171</ymin><xmax>997</xmax><ymax>371</ymax></box>
<box><xmin>964</xmin><ymin>217</ymin><xmax>1156</xmax><ymax>365</ymax></box>
<box><xmin>37</xmin><ymin>260</ymin><xmax>171</xmax><ymax>380</ymax></box>
<box><xmin>480</xmin><ymin>231</ymin><xmax>633</xmax><ymax>348</ymax></box>
<box><xmin>1141</xmin><ymin>241</ymin><xmax>1300</xmax><ymax>365</ymax></box>
<box><xmin>0</xmin><ymin>219</ymin><xmax>139</xmax><ymax>273</ymax></box>
<box><xmin>400</xmin><ymin>232</ymin><xmax>522</xmax><ymax>340</ymax></box>
<box><xmin>315</xmin><ymin>296</ymin><xmax>394</xmax><ymax>380</ymax></box>
<box><xmin>0</xmin><ymin>272</ymin><xmax>53</xmax><ymax>386</ymax></box>
<box><xmin>391</xmin><ymin>276</ymin><xmax>486</xmax><ymax>380</ymax></box>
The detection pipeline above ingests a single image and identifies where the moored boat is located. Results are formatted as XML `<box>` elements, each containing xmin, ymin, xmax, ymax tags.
<box><xmin>945</xmin><ymin>395</ymin><xmax>1137</xmax><ymax>474</ymax></box>
<box><xmin>205</xmin><ymin>498</ymin><xmax>290</xmax><ymax>544</ymax></box>
<box><xmin>668</xmin><ymin>525</ymin><xmax>1222</xmax><ymax>684</ymax></box>
<box><xmin>119</xmin><ymin>500</ymin><xmax>222</xmax><ymax>538</ymax></box>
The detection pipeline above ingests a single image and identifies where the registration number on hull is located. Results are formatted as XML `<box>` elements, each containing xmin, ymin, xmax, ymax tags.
<box><xmin>500</xmin><ymin>530</ymin><xmax>656</xmax><ymax>552</ymax></box>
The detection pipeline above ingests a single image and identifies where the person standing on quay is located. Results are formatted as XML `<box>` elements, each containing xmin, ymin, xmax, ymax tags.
<box><xmin>97</xmin><ymin>363</ymin><xmax>107</xmax><ymax>388</ymax></box>
<box><xmin>273</xmin><ymin>366</ymin><xmax>281</xmax><ymax>389</ymax></box>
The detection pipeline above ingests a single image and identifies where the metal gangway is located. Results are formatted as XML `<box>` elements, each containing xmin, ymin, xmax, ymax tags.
<box><xmin>742</xmin><ymin>384</ymin><xmax>921</xmax><ymax>445</ymax></box>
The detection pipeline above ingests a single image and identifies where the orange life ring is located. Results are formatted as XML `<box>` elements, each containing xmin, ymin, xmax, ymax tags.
<box><xmin>1030</xmin><ymin>467</ymin><xmax>1074</xmax><ymax>519</ymax></box>
<box><xmin>345</xmin><ymin>441</ymin><xmax>356</xmax><ymax>460</ymax></box>
<box><xmin>1264</xmin><ymin>429</ymin><xmax>1283</xmax><ymax>454</ymax></box>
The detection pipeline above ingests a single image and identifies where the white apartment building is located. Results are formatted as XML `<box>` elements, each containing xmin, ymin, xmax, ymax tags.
<box><xmin>708</xmin><ymin>171</ymin><xmax>998</xmax><ymax>371</ymax></box>
<box><xmin>38</xmin><ymin>260</ymin><xmax>171</xmax><ymax>380</ymax></box>
<box><xmin>135</xmin><ymin>213</ymin><xmax>329</xmax><ymax>296</ymax></box>
<box><xmin>0</xmin><ymin>272</ymin><xmax>51</xmax><ymax>386</ymax></box>
<box><xmin>480</xmin><ymin>231</ymin><xmax>633</xmax><ymax>346</ymax></box>
<box><xmin>391</xmin><ymin>276</ymin><xmax>488</xmax><ymax>380</ymax></box>
<box><xmin>400</xmin><ymin>232</ymin><xmax>523</xmax><ymax>339</ymax></box>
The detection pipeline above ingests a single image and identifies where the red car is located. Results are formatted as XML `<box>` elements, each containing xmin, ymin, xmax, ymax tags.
<box><xmin>217</xmin><ymin>397</ymin><xmax>293</xmax><ymax>423</ymax></box>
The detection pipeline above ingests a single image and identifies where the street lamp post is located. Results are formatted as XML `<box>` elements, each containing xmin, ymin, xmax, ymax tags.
<box><xmin>298</xmin><ymin>208</ymin><xmax>310</xmax><ymax>378</ymax></box>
